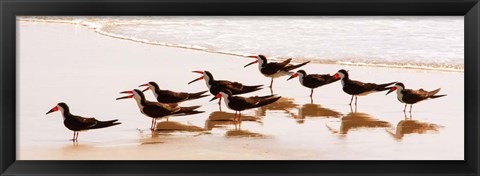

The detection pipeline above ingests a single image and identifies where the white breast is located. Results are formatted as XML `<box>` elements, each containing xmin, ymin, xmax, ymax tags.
<box><xmin>133</xmin><ymin>97</ymin><xmax>146</xmax><ymax>115</ymax></box>
<box><xmin>396</xmin><ymin>90</ymin><xmax>404</xmax><ymax>103</ymax></box>
<box><xmin>223</xmin><ymin>97</ymin><xmax>235</xmax><ymax>111</ymax></box>
<box><xmin>203</xmin><ymin>75</ymin><xmax>212</xmax><ymax>89</ymax></box>
<box><xmin>298</xmin><ymin>76</ymin><xmax>304</xmax><ymax>86</ymax></box>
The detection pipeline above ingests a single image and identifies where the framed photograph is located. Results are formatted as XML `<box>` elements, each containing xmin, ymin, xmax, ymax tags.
<box><xmin>1</xmin><ymin>0</ymin><xmax>479</xmax><ymax>175</ymax></box>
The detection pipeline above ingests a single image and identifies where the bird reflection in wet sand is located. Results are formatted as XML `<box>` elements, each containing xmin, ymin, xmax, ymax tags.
<box><xmin>138</xmin><ymin>132</ymin><xmax>165</xmax><ymax>145</ymax></box>
<box><xmin>137</xmin><ymin>121</ymin><xmax>206</xmax><ymax>138</ymax></box>
<box><xmin>154</xmin><ymin>121</ymin><xmax>206</xmax><ymax>133</ymax></box>
<box><xmin>296</xmin><ymin>103</ymin><xmax>341</xmax><ymax>124</ymax></box>
<box><xmin>225</xmin><ymin>129</ymin><xmax>265</xmax><ymax>138</ymax></box>
<box><xmin>256</xmin><ymin>97</ymin><xmax>298</xmax><ymax>119</ymax></box>
<box><xmin>224</xmin><ymin>119</ymin><xmax>265</xmax><ymax>138</ymax></box>
<box><xmin>327</xmin><ymin>107</ymin><xmax>391</xmax><ymax>134</ymax></box>
<box><xmin>204</xmin><ymin>111</ymin><xmax>265</xmax><ymax>137</ymax></box>
<box><xmin>63</xmin><ymin>142</ymin><xmax>92</xmax><ymax>150</ymax></box>
<box><xmin>386</xmin><ymin>113</ymin><xmax>442</xmax><ymax>140</ymax></box>
<box><xmin>205</xmin><ymin>111</ymin><xmax>261</xmax><ymax>130</ymax></box>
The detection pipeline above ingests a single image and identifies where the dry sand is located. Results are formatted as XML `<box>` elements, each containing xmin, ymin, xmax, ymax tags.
<box><xmin>17</xmin><ymin>22</ymin><xmax>464</xmax><ymax>160</ymax></box>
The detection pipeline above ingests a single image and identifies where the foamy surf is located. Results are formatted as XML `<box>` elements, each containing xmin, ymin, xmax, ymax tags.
<box><xmin>17</xmin><ymin>16</ymin><xmax>464</xmax><ymax>72</ymax></box>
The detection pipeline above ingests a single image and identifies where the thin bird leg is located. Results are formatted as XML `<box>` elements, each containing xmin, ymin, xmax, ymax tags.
<box><xmin>270</xmin><ymin>78</ymin><xmax>274</xmax><ymax>88</ymax></box>
<box><xmin>75</xmin><ymin>132</ymin><xmax>79</xmax><ymax>141</ymax></box>
<box><xmin>238</xmin><ymin>111</ymin><xmax>242</xmax><ymax>122</ymax></box>
<box><xmin>404</xmin><ymin>104</ymin><xmax>407</xmax><ymax>112</ymax></box>
<box><xmin>150</xmin><ymin>118</ymin><xmax>153</xmax><ymax>130</ymax></box>
<box><xmin>72</xmin><ymin>132</ymin><xmax>76</xmax><ymax>141</ymax></box>
<box><xmin>409</xmin><ymin>104</ymin><xmax>413</xmax><ymax>113</ymax></box>
<box><xmin>355</xmin><ymin>96</ymin><xmax>358</xmax><ymax>106</ymax></box>
<box><xmin>310</xmin><ymin>89</ymin><xmax>314</xmax><ymax>97</ymax></box>
<box><xmin>218</xmin><ymin>97</ymin><xmax>222</xmax><ymax>111</ymax></box>
<box><xmin>233</xmin><ymin>111</ymin><xmax>237</xmax><ymax>121</ymax></box>
<box><xmin>150</xmin><ymin>119</ymin><xmax>154</xmax><ymax>130</ymax></box>
<box><xmin>349</xmin><ymin>95</ymin><xmax>354</xmax><ymax>105</ymax></box>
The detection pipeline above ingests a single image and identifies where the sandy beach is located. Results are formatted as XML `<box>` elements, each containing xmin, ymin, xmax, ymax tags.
<box><xmin>17</xmin><ymin>21</ymin><xmax>464</xmax><ymax>160</ymax></box>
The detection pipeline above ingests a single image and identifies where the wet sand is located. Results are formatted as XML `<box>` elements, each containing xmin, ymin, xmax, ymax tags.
<box><xmin>17</xmin><ymin>22</ymin><xmax>464</xmax><ymax>160</ymax></box>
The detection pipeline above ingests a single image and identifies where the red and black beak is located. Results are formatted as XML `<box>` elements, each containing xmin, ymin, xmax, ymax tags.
<box><xmin>287</xmin><ymin>73</ymin><xmax>299</xmax><ymax>81</ymax></box>
<box><xmin>209</xmin><ymin>93</ymin><xmax>222</xmax><ymax>102</ymax></box>
<box><xmin>333</xmin><ymin>73</ymin><xmax>340</xmax><ymax>80</ymax></box>
<box><xmin>386</xmin><ymin>87</ymin><xmax>397</xmax><ymax>95</ymax></box>
<box><xmin>46</xmin><ymin>106</ymin><xmax>59</xmax><ymax>115</ymax></box>
<box><xmin>139</xmin><ymin>83</ymin><xmax>149</xmax><ymax>92</ymax></box>
<box><xmin>116</xmin><ymin>90</ymin><xmax>134</xmax><ymax>100</ymax></box>
<box><xmin>244</xmin><ymin>59</ymin><xmax>258</xmax><ymax>68</ymax></box>
<box><xmin>188</xmin><ymin>71</ymin><xmax>205</xmax><ymax>84</ymax></box>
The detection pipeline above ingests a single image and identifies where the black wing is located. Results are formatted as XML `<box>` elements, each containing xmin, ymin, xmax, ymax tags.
<box><xmin>142</xmin><ymin>101</ymin><xmax>181</xmax><ymax>117</ymax></box>
<box><xmin>261</xmin><ymin>59</ymin><xmax>291</xmax><ymax>75</ymax></box>
<box><xmin>401</xmin><ymin>89</ymin><xmax>430</xmax><ymax>104</ymax></box>
<box><xmin>343</xmin><ymin>79</ymin><xmax>378</xmax><ymax>95</ymax></box>
<box><xmin>156</xmin><ymin>89</ymin><xmax>189</xmax><ymax>103</ymax></box>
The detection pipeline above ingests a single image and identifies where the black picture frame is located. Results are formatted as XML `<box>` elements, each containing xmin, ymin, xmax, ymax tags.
<box><xmin>1</xmin><ymin>0</ymin><xmax>479</xmax><ymax>175</ymax></box>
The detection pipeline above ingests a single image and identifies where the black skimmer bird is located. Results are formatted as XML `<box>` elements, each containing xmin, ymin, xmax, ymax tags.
<box><xmin>116</xmin><ymin>89</ymin><xmax>204</xmax><ymax>130</ymax></box>
<box><xmin>46</xmin><ymin>102</ymin><xmax>121</xmax><ymax>141</ymax></box>
<box><xmin>385</xmin><ymin>82</ymin><xmax>446</xmax><ymax>113</ymax></box>
<box><xmin>287</xmin><ymin>69</ymin><xmax>339</xmax><ymax>97</ymax></box>
<box><xmin>244</xmin><ymin>55</ymin><xmax>310</xmax><ymax>89</ymax></box>
<box><xmin>333</xmin><ymin>69</ymin><xmax>396</xmax><ymax>106</ymax></box>
<box><xmin>188</xmin><ymin>71</ymin><xmax>263</xmax><ymax>106</ymax></box>
<box><xmin>139</xmin><ymin>81</ymin><xmax>208</xmax><ymax>103</ymax></box>
<box><xmin>209</xmin><ymin>89</ymin><xmax>281</xmax><ymax>121</ymax></box>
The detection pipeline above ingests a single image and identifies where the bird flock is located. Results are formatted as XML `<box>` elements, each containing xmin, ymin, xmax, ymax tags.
<box><xmin>46</xmin><ymin>54</ymin><xmax>446</xmax><ymax>141</ymax></box>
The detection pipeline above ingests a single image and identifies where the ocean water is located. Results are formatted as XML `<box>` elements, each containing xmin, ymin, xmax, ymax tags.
<box><xmin>18</xmin><ymin>16</ymin><xmax>464</xmax><ymax>71</ymax></box>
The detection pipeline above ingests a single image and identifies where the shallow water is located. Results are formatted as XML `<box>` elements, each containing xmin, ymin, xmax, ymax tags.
<box><xmin>18</xmin><ymin>16</ymin><xmax>464</xmax><ymax>71</ymax></box>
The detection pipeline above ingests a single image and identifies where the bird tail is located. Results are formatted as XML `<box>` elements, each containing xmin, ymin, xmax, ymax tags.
<box><xmin>174</xmin><ymin>106</ymin><xmax>204</xmax><ymax>116</ymax></box>
<box><xmin>251</xmin><ymin>96</ymin><xmax>282</xmax><ymax>108</ymax></box>
<box><xmin>89</xmin><ymin>119</ymin><xmax>121</xmax><ymax>129</ymax></box>
<box><xmin>430</xmin><ymin>94</ymin><xmax>447</xmax><ymax>99</ymax></box>
<box><xmin>375</xmin><ymin>82</ymin><xmax>397</xmax><ymax>91</ymax></box>
<box><xmin>284</xmin><ymin>61</ymin><xmax>310</xmax><ymax>71</ymax></box>
<box><xmin>237</xmin><ymin>85</ymin><xmax>263</xmax><ymax>94</ymax></box>
<box><xmin>187</xmin><ymin>90</ymin><xmax>209</xmax><ymax>100</ymax></box>
<box><xmin>428</xmin><ymin>88</ymin><xmax>446</xmax><ymax>99</ymax></box>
